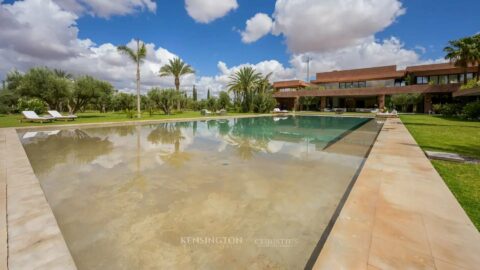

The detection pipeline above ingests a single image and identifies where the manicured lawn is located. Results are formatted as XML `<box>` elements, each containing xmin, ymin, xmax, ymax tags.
<box><xmin>0</xmin><ymin>111</ymin><xmax>255</xmax><ymax>128</ymax></box>
<box><xmin>401</xmin><ymin>114</ymin><xmax>480</xmax><ymax>230</ymax></box>
<box><xmin>432</xmin><ymin>160</ymin><xmax>480</xmax><ymax>230</ymax></box>
<box><xmin>400</xmin><ymin>114</ymin><xmax>480</xmax><ymax>159</ymax></box>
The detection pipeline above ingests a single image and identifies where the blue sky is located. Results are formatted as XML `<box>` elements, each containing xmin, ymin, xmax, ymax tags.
<box><xmin>1</xmin><ymin>0</ymin><xmax>479</xmax><ymax>96</ymax></box>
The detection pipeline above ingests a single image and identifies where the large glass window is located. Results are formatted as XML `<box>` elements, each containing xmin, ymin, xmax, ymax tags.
<box><xmin>429</xmin><ymin>76</ymin><xmax>439</xmax><ymax>85</ymax></box>
<box><xmin>416</xmin><ymin>76</ymin><xmax>428</xmax><ymax>84</ymax></box>
<box><xmin>438</xmin><ymin>75</ymin><xmax>448</xmax><ymax>84</ymax></box>
<box><xmin>448</xmin><ymin>74</ymin><xmax>459</xmax><ymax>84</ymax></box>
<box><xmin>358</xmin><ymin>81</ymin><xmax>366</xmax><ymax>88</ymax></box>
<box><xmin>352</xmin><ymin>82</ymin><xmax>359</xmax><ymax>88</ymax></box>
<box><xmin>339</xmin><ymin>82</ymin><xmax>346</xmax><ymax>89</ymax></box>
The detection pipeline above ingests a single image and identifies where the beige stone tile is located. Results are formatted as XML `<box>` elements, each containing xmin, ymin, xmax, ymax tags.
<box><xmin>372</xmin><ymin>200</ymin><xmax>431</xmax><ymax>255</ymax></box>
<box><xmin>368</xmin><ymin>236</ymin><xmax>436</xmax><ymax>270</ymax></box>
<box><xmin>434</xmin><ymin>258</ymin><xmax>469</xmax><ymax>270</ymax></box>
<box><xmin>423</xmin><ymin>215</ymin><xmax>480</xmax><ymax>269</ymax></box>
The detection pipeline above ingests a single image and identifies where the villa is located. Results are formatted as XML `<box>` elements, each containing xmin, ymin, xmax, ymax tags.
<box><xmin>273</xmin><ymin>63</ymin><xmax>479</xmax><ymax>112</ymax></box>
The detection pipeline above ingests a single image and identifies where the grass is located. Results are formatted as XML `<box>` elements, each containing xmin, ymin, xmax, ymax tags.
<box><xmin>0</xmin><ymin>111</ymin><xmax>257</xmax><ymax>128</ymax></box>
<box><xmin>432</xmin><ymin>160</ymin><xmax>480</xmax><ymax>230</ymax></box>
<box><xmin>400</xmin><ymin>114</ymin><xmax>480</xmax><ymax>230</ymax></box>
<box><xmin>400</xmin><ymin>114</ymin><xmax>480</xmax><ymax>159</ymax></box>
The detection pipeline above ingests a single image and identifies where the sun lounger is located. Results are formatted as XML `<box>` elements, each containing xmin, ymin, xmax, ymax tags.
<box><xmin>201</xmin><ymin>109</ymin><xmax>212</xmax><ymax>116</ymax></box>
<box><xmin>48</xmin><ymin>110</ymin><xmax>77</xmax><ymax>121</ymax></box>
<box><xmin>272</xmin><ymin>108</ymin><xmax>288</xmax><ymax>114</ymax></box>
<box><xmin>21</xmin><ymin>111</ymin><xmax>54</xmax><ymax>123</ymax></box>
<box><xmin>216</xmin><ymin>109</ymin><xmax>227</xmax><ymax>116</ymax></box>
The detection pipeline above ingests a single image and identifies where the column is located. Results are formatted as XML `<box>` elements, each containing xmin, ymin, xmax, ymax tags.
<box><xmin>377</xmin><ymin>94</ymin><xmax>385</xmax><ymax>111</ymax></box>
<box><xmin>320</xmin><ymin>97</ymin><xmax>326</xmax><ymax>111</ymax></box>
<box><xmin>424</xmin><ymin>93</ymin><xmax>432</xmax><ymax>114</ymax></box>
<box><xmin>294</xmin><ymin>97</ymin><xmax>300</xmax><ymax>112</ymax></box>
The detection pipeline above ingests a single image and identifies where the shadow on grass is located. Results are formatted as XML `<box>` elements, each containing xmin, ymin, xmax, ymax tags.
<box><xmin>422</xmin><ymin>144</ymin><xmax>480</xmax><ymax>159</ymax></box>
<box><xmin>403</xmin><ymin>122</ymin><xmax>480</xmax><ymax>129</ymax></box>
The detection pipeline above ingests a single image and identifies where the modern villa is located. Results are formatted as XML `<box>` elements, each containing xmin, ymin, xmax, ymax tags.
<box><xmin>273</xmin><ymin>63</ymin><xmax>479</xmax><ymax>113</ymax></box>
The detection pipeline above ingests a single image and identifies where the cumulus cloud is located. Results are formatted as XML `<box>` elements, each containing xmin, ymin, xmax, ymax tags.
<box><xmin>244</xmin><ymin>0</ymin><xmax>404</xmax><ymax>54</ymax></box>
<box><xmin>241</xmin><ymin>13</ymin><xmax>273</xmax><ymax>43</ymax></box>
<box><xmin>185</xmin><ymin>0</ymin><xmax>238</xmax><ymax>24</ymax></box>
<box><xmin>54</xmin><ymin>0</ymin><xmax>156</xmax><ymax>18</ymax></box>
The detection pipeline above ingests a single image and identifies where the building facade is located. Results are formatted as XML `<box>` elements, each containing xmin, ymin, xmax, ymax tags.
<box><xmin>273</xmin><ymin>63</ymin><xmax>478</xmax><ymax>113</ymax></box>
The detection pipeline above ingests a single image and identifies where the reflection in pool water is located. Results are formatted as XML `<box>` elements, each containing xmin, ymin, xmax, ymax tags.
<box><xmin>19</xmin><ymin>116</ymin><xmax>382</xmax><ymax>269</ymax></box>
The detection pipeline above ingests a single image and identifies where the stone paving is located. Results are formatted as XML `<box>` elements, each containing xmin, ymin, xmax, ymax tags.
<box><xmin>313</xmin><ymin>118</ymin><xmax>480</xmax><ymax>270</ymax></box>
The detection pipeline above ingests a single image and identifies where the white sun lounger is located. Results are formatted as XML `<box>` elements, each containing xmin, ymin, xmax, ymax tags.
<box><xmin>47</xmin><ymin>110</ymin><xmax>77</xmax><ymax>121</ymax></box>
<box><xmin>21</xmin><ymin>111</ymin><xmax>54</xmax><ymax>123</ymax></box>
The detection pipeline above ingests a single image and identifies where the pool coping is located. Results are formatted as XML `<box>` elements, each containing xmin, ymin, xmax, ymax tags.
<box><xmin>2</xmin><ymin>115</ymin><xmax>478</xmax><ymax>269</ymax></box>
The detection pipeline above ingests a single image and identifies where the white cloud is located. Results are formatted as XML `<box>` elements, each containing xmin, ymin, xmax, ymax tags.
<box><xmin>290</xmin><ymin>37</ymin><xmax>422</xmax><ymax>75</ymax></box>
<box><xmin>185</xmin><ymin>0</ymin><xmax>238</xmax><ymax>24</ymax></box>
<box><xmin>264</xmin><ymin>0</ymin><xmax>405</xmax><ymax>53</ymax></box>
<box><xmin>54</xmin><ymin>0</ymin><xmax>156</xmax><ymax>18</ymax></box>
<box><xmin>241</xmin><ymin>13</ymin><xmax>273</xmax><ymax>43</ymax></box>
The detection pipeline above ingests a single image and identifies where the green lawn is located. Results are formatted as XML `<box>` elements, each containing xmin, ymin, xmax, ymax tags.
<box><xmin>400</xmin><ymin>115</ymin><xmax>480</xmax><ymax>230</ymax></box>
<box><xmin>400</xmin><ymin>114</ymin><xmax>480</xmax><ymax>159</ymax></box>
<box><xmin>0</xmin><ymin>111</ymin><xmax>256</xmax><ymax>128</ymax></box>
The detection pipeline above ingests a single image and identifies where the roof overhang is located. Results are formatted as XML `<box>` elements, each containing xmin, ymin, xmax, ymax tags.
<box><xmin>452</xmin><ymin>87</ymin><xmax>480</xmax><ymax>97</ymax></box>
<box><xmin>273</xmin><ymin>84</ymin><xmax>460</xmax><ymax>98</ymax></box>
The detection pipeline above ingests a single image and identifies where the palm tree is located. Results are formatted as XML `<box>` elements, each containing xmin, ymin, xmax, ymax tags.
<box><xmin>159</xmin><ymin>57</ymin><xmax>195</xmax><ymax>110</ymax></box>
<box><xmin>227</xmin><ymin>67</ymin><xmax>262</xmax><ymax>112</ymax></box>
<box><xmin>53</xmin><ymin>69</ymin><xmax>73</xmax><ymax>79</ymax></box>
<box><xmin>117</xmin><ymin>39</ymin><xmax>147</xmax><ymax>118</ymax></box>
<box><xmin>472</xmin><ymin>34</ymin><xmax>480</xmax><ymax>79</ymax></box>
<box><xmin>444</xmin><ymin>36</ymin><xmax>476</xmax><ymax>84</ymax></box>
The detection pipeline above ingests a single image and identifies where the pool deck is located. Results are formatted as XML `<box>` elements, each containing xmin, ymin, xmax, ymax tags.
<box><xmin>313</xmin><ymin>118</ymin><xmax>480</xmax><ymax>270</ymax></box>
<box><xmin>0</xmin><ymin>116</ymin><xmax>479</xmax><ymax>269</ymax></box>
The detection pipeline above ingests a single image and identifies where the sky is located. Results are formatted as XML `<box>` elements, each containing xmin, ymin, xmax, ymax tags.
<box><xmin>0</xmin><ymin>0</ymin><xmax>479</xmax><ymax>98</ymax></box>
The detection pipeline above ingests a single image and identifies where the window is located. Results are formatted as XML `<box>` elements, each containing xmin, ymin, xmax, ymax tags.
<box><xmin>429</xmin><ymin>76</ymin><xmax>439</xmax><ymax>85</ymax></box>
<box><xmin>358</xmin><ymin>81</ymin><xmax>366</xmax><ymax>88</ymax></box>
<box><xmin>352</xmin><ymin>82</ymin><xmax>359</xmax><ymax>88</ymax></box>
<box><xmin>460</xmin><ymin>73</ymin><xmax>475</xmax><ymax>83</ymax></box>
<box><xmin>345</xmin><ymin>82</ymin><xmax>353</xmax><ymax>88</ymax></box>
<box><xmin>416</xmin><ymin>76</ymin><xmax>428</xmax><ymax>84</ymax></box>
<box><xmin>394</xmin><ymin>79</ymin><xmax>405</xmax><ymax>87</ymax></box>
<box><xmin>448</xmin><ymin>74</ymin><xmax>459</xmax><ymax>84</ymax></box>
<box><xmin>438</xmin><ymin>75</ymin><xmax>448</xmax><ymax>84</ymax></box>
<box><xmin>339</xmin><ymin>82</ymin><xmax>346</xmax><ymax>89</ymax></box>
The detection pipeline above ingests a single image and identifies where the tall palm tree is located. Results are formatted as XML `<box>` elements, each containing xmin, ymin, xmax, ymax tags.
<box><xmin>53</xmin><ymin>69</ymin><xmax>73</xmax><ymax>80</ymax></box>
<box><xmin>472</xmin><ymin>34</ymin><xmax>480</xmax><ymax>79</ymax></box>
<box><xmin>117</xmin><ymin>39</ymin><xmax>147</xmax><ymax>118</ymax></box>
<box><xmin>444</xmin><ymin>37</ymin><xmax>476</xmax><ymax>85</ymax></box>
<box><xmin>159</xmin><ymin>57</ymin><xmax>195</xmax><ymax>110</ymax></box>
<box><xmin>227</xmin><ymin>67</ymin><xmax>262</xmax><ymax>112</ymax></box>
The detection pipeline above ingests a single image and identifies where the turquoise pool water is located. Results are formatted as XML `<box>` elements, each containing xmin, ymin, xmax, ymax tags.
<box><xmin>19</xmin><ymin>115</ymin><xmax>382</xmax><ymax>269</ymax></box>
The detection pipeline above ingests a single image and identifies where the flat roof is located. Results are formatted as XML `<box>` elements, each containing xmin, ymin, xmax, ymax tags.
<box><xmin>312</xmin><ymin>65</ymin><xmax>405</xmax><ymax>83</ymax></box>
<box><xmin>273</xmin><ymin>80</ymin><xmax>313</xmax><ymax>89</ymax></box>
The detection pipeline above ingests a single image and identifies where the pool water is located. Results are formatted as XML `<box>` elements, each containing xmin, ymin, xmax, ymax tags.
<box><xmin>19</xmin><ymin>116</ymin><xmax>382</xmax><ymax>269</ymax></box>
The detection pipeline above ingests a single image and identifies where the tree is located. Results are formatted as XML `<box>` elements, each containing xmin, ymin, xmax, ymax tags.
<box><xmin>148</xmin><ymin>88</ymin><xmax>181</xmax><ymax>115</ymax></box>
<box><xmin>53</xmin><ymin>69</ymin><xmax>73</xmax><ymax>79</ymax></box>
<box><xmin>472</xmin><ymin>34</ymin><xmax>480</xmax><ymax>79</ymax></box>
<box><xmin>192</xmin><ymin>85</ymin><xmax>197</xmax><ymax>101</ymax></box>
<box><xmin>444</xmin><ymin>36</ymin><xmax>477</xmax><ymax>84</ymax></box>
<box><xmin>17</xmin><ymin>67</ymin><xmax>70</xmax><ymax>110</ymax></box>
<box><xmin>159</xmin><ymin>57</ymin><xmax>195</xmax><ymax>110</ymax></box>
<box><xmin>67</xmin><ymin>76</ymin><xmax>113</xmax><ymax>114</ymax></box>
<box><xmin>218</xmin><ymin>91</ymin><xmax>231</xmax><ymax>109</ymax></box>
<box><xmin>227</xmin><ymin>67</ymin><xmax>262</xmax><ymax>112</ymax></box>
<box><xmin>117</xmin><ymin>39</ymin><xmax>147</xmax><ymax>118</ymax></box>
<box><xmin>207</xmin><ymin>89</ymin><xmax>211</xmax><ymax>99</ymax></box>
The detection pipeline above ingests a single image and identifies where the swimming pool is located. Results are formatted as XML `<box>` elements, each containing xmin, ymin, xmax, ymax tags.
<box><xmin>19</xmin><ymin>115</ymin><xmax>382</xmax><ymax>269</ymax></box>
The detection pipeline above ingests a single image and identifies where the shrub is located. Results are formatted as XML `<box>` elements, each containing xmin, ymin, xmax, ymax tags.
<box><xmin>253</xmin><ymin>93</ymin><xmax>277</xmax><ymax>113</ymax></box>
<box><xmin>463</xmin><ymin>101</ymin><xmax>480</xmax><ymax>120</ymax></box>
<box><xmin>460</xmin><ymin>79</ymin><xmax>480</xmax><ymax>90</ymax></box>
<box><xmin>435</xmin><ymin>103</ymin><xmax>462</xmax><ymax>117</ymax></box>
<box><xmin>17</xmin><ymin>98</ymin><xmax>46</xmax><ymax>114</ymax></box>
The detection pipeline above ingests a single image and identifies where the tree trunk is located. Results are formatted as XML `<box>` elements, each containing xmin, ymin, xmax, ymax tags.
<box><xmin>464</xmin><ymin>69</ymin><xmax>468</xmax><ymax>85</ymax></box>
<box><xmin>136</xmin><ymin>39</ymin><xmax>141</xmax><ymax>118</ymax></box>
<box><xmin>175</xmin><ymin>76</ymin><xmax>180</xmax><ymax>111</ymax></box>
